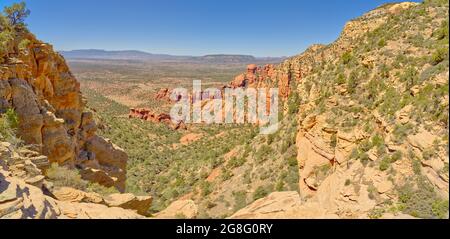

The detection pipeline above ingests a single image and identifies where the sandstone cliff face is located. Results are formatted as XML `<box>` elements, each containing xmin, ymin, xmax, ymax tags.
<box><xmin>0</xmin><ymin>32</ymin><xmax>127</xmax><ymax>192</ymax></box>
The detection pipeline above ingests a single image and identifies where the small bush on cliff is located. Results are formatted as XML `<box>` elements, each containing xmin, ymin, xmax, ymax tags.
<box><xmin>0</xmin><ymin>108</ymin><xmax>20</xmax><ymax>143</ymax></box>
<box><xmin>46</xmin><ymin>163</ymin><xmax>88</xmax><ymax>190</ymax></box>
<box><xmin>253</xmin><ymin>185</ymin><xmax>270</xmax><ymax>201</ymax></box>
<box><xmin>431</xmin><ymin>47</ymin><xmax>448</xmax><ymax>65</ymax></box>
<box><xmin>18</xmin><ymin>38</ymin><xmax>31</xmax><ymax>50</ymax></box>
<box><xmin>342</xmin><ymin>51</ymin><xmax>354</xmax><ymax>65</ymax></box>
<box><xmin>0</xmin><ymin>29</ymin><xmax>13</xmax><ymax>61</ymax></box>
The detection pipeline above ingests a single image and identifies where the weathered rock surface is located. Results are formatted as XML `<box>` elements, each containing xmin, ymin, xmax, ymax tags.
<box><xmin>0</xmin><ymin>169</ymin><xmax>145</xmax><ymax>219</ymax></box>
<box><xmin>104</xmin><ymin>193</ymin><xmax>152</xmax><ymax>216</ymax></box>
<box><xmin>154</xmin><ymin>200</ymin><xmax>198</xmax><ymax>219</ymax></box>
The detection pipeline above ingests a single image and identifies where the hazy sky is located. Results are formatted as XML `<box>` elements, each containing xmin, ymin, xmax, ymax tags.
<box><xmin>1</xmin><ymin>0</ymin><xmax>421</xmax><ymax>57</ymax></box>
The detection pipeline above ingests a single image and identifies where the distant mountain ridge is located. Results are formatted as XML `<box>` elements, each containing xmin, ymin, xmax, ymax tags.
<box><xmin>59</xmin><ymin>49</ymin><xmax>179</xmax><ymax>60</ymax></box>
<box><xmin>60</xmin><ymin>49</ymin><xmax>285</xmax><ymax>63</ymax></box>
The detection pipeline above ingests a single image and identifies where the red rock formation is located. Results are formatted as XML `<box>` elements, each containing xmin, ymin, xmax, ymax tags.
<box><xmin>226</xmin><ymin>63</ymin><xmax>290</xmax><ymax>99</ymax></box>
<box><xmin>155</xmin><ymin>88</ymin><xmax>171</xmax><ymax>101</ymax></box>
<box><xmin>129</xmin><ymin>108</ymin><xmax>183</xmax><ymax>127</ymax></box>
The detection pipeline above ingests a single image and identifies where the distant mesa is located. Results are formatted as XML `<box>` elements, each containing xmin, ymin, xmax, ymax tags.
<box><xmin>60</xmin><ymin>49</ymin><xmax>286</xmax><ymax>63</ymax></box>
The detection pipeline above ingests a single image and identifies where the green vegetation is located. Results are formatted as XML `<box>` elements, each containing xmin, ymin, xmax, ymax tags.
<box><xmin>1</xmin><ymin>2</ymin><xmax>30</xmax><ymax>62</ymax></box>
<box><xmin>232</xmin><ymin>191</ymin><xmax>247</xmax><ymax>211</ymax></box>
<box><xmin>3</xmin><ymin>2</ymin><xmax>30</xmax><ymax>28</ymax></box>
<box><xmin>398</xmin><ymin>177</ymin><xmax>449</xmax><ymax>219</ymax></box>
<box><xmin>0</xmin><ymin>109</ymin><xmax>20</xmax><ymax>144</ymax></box>
<box><xmin>46</xmin><ymin>163</ymin><xmax>88</xmax><ymax>190</ymax></box>
<box><xmin>431</xmin><ymin>47</ymin><xmax>448</xmax><ymax>65</ymax></box>
<box><xmin>342</xmin><ymin>51</ymin><xmax>354</xmax><ymax>65</ymax></box>
<box><xmin>253</xmin><ymin>185</ymin><xmax>271</xmax><ymax>201</ymax></box>
<box><xmin>46</xmin><ymin>163</ymin><xmax>119</xmax><ymax>195</ymax></box>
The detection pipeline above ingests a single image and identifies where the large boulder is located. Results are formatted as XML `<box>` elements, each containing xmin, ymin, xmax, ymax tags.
<box><xmin>104</xmin><ymin>193</ymin><xmax>152</xmax><ymax>216</ymax></box>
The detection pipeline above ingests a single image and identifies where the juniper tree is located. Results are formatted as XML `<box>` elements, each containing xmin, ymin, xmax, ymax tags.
<box><xmin>3</xmin><ymin>2</ymin><xmax>30</xmax><ymax>28</ymax></box>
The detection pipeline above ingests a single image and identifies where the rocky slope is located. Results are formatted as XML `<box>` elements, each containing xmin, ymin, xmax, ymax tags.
<box><xmin>227</xmin><ymin>0</ymin><xmax>449</xmax><ymax>219</ymax></box>
<box><xmin>1</xmin><ymin>31</ymin><xmax>127</xmax><ymax>192</ymax></box>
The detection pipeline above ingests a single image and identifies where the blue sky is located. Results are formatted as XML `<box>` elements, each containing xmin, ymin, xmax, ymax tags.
<box><xmin>0</xmin><ymin>0</ymin><xmax>421</xmax><ymax>57</ymax></box>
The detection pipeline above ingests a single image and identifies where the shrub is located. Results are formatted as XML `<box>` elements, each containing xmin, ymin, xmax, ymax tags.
<box><xmin>378</xmin><ymin>38</ymin><xmax>387</xmax><ymax>48</ymax></box>
<box><xmin>232</xmin><ymin>191</ymin><xmax>247</xmax><ymax>211</ymax></box>
<box><xmin>433</xmin><ymin>20</ymin><xmax>449</xmax><ymax>40</ymax></box>
<box><xmin>347</xmin><ymin>71</ymin><xmax>358</xmax><ymax>94</ymax></box>
<box><xmin>432</xmin><ymin>200</ymin><xmax>449</xmax><ymax>219</ymax></box>
<box><xmin>18</xmin><ymin>38</ymin><xmax>31</xmax><ymax>50</ymax></box>
<box><xmin>379</xmin><ymin>157</ymin><xmax>391</xmax><ymax>171</ymax></box>
<box><xmin>87</xmin><ymin>183</ymin><xmax>119</xmax><ymax>196</ymax></box>
<box><xmin>267</xmin><ymin>133</ymin><xmax>275</xmax><ymax>145</ymax></box>
<box><xmin>371</xmin><ymin>134</ymin><xmax>385</xmax><ymax>148</ymax></box>
<box><xmin>398</xmin><ymin>179</ymin><xmax>448</xmax><ymax>219</ymax></box>
<box><xmin>335</xmin><ymin>73</ymin><xmax>346</xmax><ymax>85</ymax></box>
<box><xmin>227</xmin><ymin>156</ymin><xmax>246</xmax><ymax>169</ymax></box>
<box><xmin>0</xmin><ymin>108</ymin><xmax>20</xmax><ymax>143</ymax></box>
<box><xmin>221</xmin><ymin>168</ymin><xmax>233</xmax><ymax>181</ymax></box>
<box><xmin>200</xmin><ymin>181</ymin><xmax>213</xmax><ymax>196</ymax></box>
<box><xmin>400</xmin><ymin>67</ymin><xmax>418</xmax><ymax>88</ymax></box>
<box><xmin>345</xmin><ymin>179</ymin><xmax>352</xmax><ymax>186</ymax></box>
<box><xmin>287</xmin><ymin>91</ymin><xmax>300</xmax><ymax>115</ymax></box>
<box><xmin>255</xmin><ymin>145</ymin><xmax>271</xmax><ymax>163</ymax></box>
<box><xmin>391</xmin><ymin>151</ymin><xmax>403</xmax><ymax>163</ymax></box>
<box><xmin>46</xmin><ymin>163</ymin><xmax>88</xmax><ymax>190</ymax></box>
<box><xmin>431</xmin><ymin>47</ymin><xmax>448</xmax><ymax>65</ymax></box>
<box><xmin>368</xmin><ymin>208</ymin><xmax>385</xmax><ymax>219</ymax></box>
<box><xmin>342</xmin><ymin>51</ymin><xmax>353</xmax><ymax>65</ymax></box>
<box><xmin>253</xmin><ymin>186</ymin><xmax>270</xmax><ymax>201</ymax></box>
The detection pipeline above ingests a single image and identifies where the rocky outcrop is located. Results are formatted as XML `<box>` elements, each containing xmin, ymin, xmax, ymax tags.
<box><xmin>0</xmin><ymin>143</ymin><xmax>147</xmax><ymax>219</ymax></box>
<box><xmin>227</xmin><ymin>64</ymin><xmax>288</xmax><ymax>97</ymax></box>
<box><xmin>155</xmin><ymin>88</ymin><xmax>171</xmax><ymax>102</ymax></box>
<box><xmin>104</xmin><ymin>193</ymin><xmax>152</xmax><ymax>216</ymax></box>
<box><xmin>129</xmin><ymin>108</ymin><xmax>187</xmax><ymax>130</ymax></box>
<box><xmin>129</xmin><ymin>108</ymin><xmax>172</xmax><ymax>123</ymax></box>
<box><xmin>229</xmin><ymin>192</ymin><xmax>308</xmax><ymax>219</ymax></box>
<box><xmin>0</xmin><ymin>175</ymin><xmax>146</xmax><ymax>219</ymax></box>
<box><xmin>180</xmin><ymin>133</ymin><xmax>203</xmax><ymax>146</ymax></box>
<box><xmin>155</xmin><ymin>200</ymin><xmax>198</xmax><ymax>219</ymax></box>
<box><xmin>229</xmin><ymin>190</ymin><xmax>417</xmax><ymax>219</ymax></box>
<box><xmin>0</xmin><ymin>33</ymin><xmax>127</xmax><ymax>192</ymax></box>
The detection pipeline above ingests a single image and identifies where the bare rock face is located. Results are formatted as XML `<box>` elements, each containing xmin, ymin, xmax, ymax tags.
<box><xmin>84</xmin><ymin>136</ymin><xmax>127</xmax><ymax>192</ymax></box>
<box><xmin>154</xmin><ymin>200</ymin><xmax>198</xmax><ymax>219</ymax></box>
<box><xmin>229</xmin><ymin>192</ymin><xmax>305</xmax><ymax>219</ymax></box>
<box><xmin>0</xmin><ymin>33</ymin><xmax>127</xmax><ymax>192</ymax></box>
<box><xmin>104</xmin><ymin>193</ymin><xmax>152</xmax><ymax>216</ymax></box>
